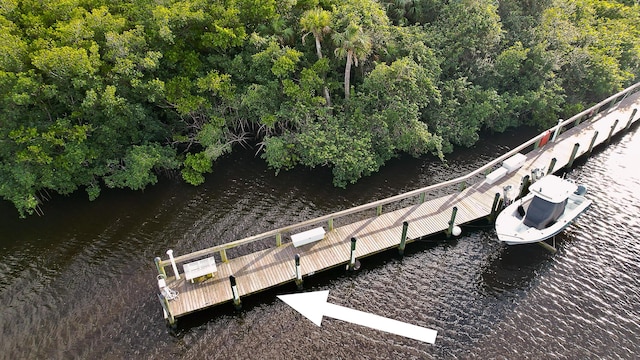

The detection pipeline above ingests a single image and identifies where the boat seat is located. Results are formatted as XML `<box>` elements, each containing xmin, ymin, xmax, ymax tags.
<box><xmin>523</xmin><ymin>197</ymin><xmax>567</xmax><ymax>230</ymax></box>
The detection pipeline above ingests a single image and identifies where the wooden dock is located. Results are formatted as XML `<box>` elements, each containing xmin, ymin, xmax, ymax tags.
<box><xmin>154</xmin><ymin>83</ymin><xmax>640</xmax><ymax>324</ymax></box>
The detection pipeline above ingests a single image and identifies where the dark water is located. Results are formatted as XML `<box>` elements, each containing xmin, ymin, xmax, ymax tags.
<box><xmin>1</xmin><ymin>124</ymin><xmax>639</xmax><ymax>359</ymax></box>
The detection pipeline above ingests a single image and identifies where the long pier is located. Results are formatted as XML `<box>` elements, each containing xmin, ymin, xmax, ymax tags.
<box><xmin>154</xmin><ymin>83</ymin><xmax>640</xmax><ymax>325</ymax></box>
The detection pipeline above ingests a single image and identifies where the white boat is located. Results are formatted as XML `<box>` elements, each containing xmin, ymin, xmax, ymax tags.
<box><xmin>495</xmin><ymin>175</ymin><xmax>592</xmax><ymax>245</ymax></box>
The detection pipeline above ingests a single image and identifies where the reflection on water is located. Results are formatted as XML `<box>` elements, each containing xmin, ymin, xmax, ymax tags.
<box><xmin>1</xmin><ymin>125</ymin><xmax>639</xmax><ymax>359</ymax></box>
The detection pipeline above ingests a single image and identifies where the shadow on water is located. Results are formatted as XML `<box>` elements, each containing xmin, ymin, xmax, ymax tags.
<box><xmin>480</xmin><ymin>232</ymin><xmax>577</xmax><ymax>298</ymax></box>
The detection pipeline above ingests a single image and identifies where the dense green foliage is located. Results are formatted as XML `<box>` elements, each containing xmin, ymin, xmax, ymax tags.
<box><xmin>1</xmin><ymin>0</ymin><xmax>638</xmax><ymax>216</ymax></box>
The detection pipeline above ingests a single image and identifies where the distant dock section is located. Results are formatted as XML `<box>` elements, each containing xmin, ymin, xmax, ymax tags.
<box><xmin>154</xmin><ymin>82</ymin><xmax>640</xmax><ymax>325</ymax></box>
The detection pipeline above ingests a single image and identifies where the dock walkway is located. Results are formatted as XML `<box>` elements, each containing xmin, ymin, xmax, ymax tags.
<box><xmin>154</xmin><ymin>83</ymin><xmax>640</xmax><ymax>324</ymax></box>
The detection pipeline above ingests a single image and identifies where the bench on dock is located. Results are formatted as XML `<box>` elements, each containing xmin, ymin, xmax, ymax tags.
<box><xmin>183</xmin><ymin>256</ymin><xmax>217</xmax><ymax>283</ymax></box>
<box><xmin>291</xmin><ymin>227</ymin><xmax>325</xmax><ymax>247</ymax></box>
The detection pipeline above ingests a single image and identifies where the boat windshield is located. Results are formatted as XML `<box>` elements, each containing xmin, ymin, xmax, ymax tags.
<box><xmin>523</xmin><ymin>196</ymin><xmax>567</xmax><ymax>230</ymax></box>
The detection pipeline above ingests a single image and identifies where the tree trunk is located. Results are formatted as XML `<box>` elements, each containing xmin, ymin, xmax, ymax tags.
<box><xmin>344</xmin><ymin>51</ymin><xmax>353</xmax><ymax>100</ymax></box>
<box><xmin>314</xmin><ymin>36</ymin><xmax>332</xmax><ymax>107</ymax></box>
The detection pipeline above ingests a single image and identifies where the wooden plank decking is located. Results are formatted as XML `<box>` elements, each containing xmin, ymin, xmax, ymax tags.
<box><xmin>157</xmin><ymin>86</ymin><xmax>640</xmax><ymax>322</ymax></box>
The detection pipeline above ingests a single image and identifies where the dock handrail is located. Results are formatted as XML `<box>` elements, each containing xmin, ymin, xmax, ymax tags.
<box><xmin>159</xmin><ymin>81</ymin><xmax>640</xmax><ymax>268</ymax></box>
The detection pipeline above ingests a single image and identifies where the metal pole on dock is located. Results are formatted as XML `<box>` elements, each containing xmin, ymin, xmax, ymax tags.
<box><xmin>347</xmin><ymin>237</ymin><xmax>359</xmax><ymax>271</ymax></box>
<box><xmin>229</xmin><ymin>275</ymin><xmax>242</xmax><ymax>310</ymax></box>
<box><xmin>567</xmin><ymin>143</ymin><xmax>580</xmax><ymax>168</ymax></box>
<box><xmin>166</xmin><ymin>249</ymin><xmax>180</xmax><ymax>280</ymax></box>
<box><xmin>294</xmin><ymin>254</ymin><xmax>303</xmax><ymax>290</ymax></box>
<box><xmin>399</xmin><ymin>221</ymin><xmax>409</xmax><ymax>256</ymax></box>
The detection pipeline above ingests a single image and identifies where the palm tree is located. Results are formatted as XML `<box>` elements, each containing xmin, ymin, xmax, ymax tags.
<box><xmin>300</xmin><ymin>8</ymin><xmax>332</xmax><ymax>106</ymax></box>
<box><xmin>332</xmin><ymin>22</ymin><xmax>372</xmax><ymax>100</ymax></box>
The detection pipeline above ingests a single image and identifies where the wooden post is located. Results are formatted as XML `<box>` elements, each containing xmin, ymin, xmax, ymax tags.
<box><xmin>157</xmin><ymin>293</ymin><xmax>176</xmax><ymax>325</ymax></box>
<box><xmin>547</xmin><ymin>157</ymin><xmax>557</xmax><ymax>175</ymax></box>
<box><xmin>606</xmin><ymin>119</ymin><xmax>619</xmax><ymax>144</ymax></box>
<box><xmin>518</xmin><ymin>175</ymin><xmax>530</xmax><ymax>200</ymax></box>
<box><xmin>626</xmin><ymin>109</ymin><xmax>637</xmax><ymax>130</ymax></box>
<box><xmin>376</xmin><ymin>204</ymin><xmax>382</xmax><ymax>216</ymax></box>
<box><xmin>229</xmin><ymin>275</ymin><xmax>242</xmax><ymax>310</ymax></box>
<box><xmin>459</xmin><ymin>181</ymin><xmax>467</xmax><ymax>191</ymax></box>
<box><xmin>220</xmin><ymin>249</ymin><xmax>228</xmax><ymax>262</ymax></box>
<box><xmin>537</xmin><ymin>240</ymin><xmax>557</xmax><ymax>254</ymax></box>
<box><xmin>276</xmin><ymin>233</ymin><xmax>282</xmax><ymax>247</ymax></box>
<box><xmin>348</xmin><ymin>237</ymin><xmax>358</xmax><ymax>271</ymax></box>
<box><xmin>551</xmin><ymin>119</ymin><xmax>563</xmax><ymax>142</ymax></box>
<box><xmin>154</xmin><ymin>257</ymin><xmax>167</xmax><ymax>278</ymax></box>
<box><xmin>328</xmin><ymin>218</ymin><xmax>334</xmax><ymax>231</ymax></box>
<box><xmin>488</xmin><ymin>193</ymin><xmax>501</xmax><ymax>223</ymax></box>
<box><xmin>294</xmin><ymin>254</ymin><xmax>303</xmax><ymax>290</ymax></box>
<box><xmin>573</xmin><ymin>114</ymin><xmax>584</xmax><ymax>127</ymax></box>
<box><xmin>567</xmin><ymin>143</ymin><xmax>580</xmax><ymax>168</ymax></box>
<box><xmin>446</xmin><ymin>207</ymin><xmax>458</xmax><ymax>238</ymax></box>
<box><xmin>399</xmin><ymin>221</ymin><xmax>409</xmax><ymax>256</ymax></box>
<box><xmin>419</xmin><ymin>192</ymin><xmax>425</xmax><ymax>204</ymax></box>
<box><xmin>587</xmin><ymin>131</ymin><xmax>599</xmax><ymax>154</ymax></box>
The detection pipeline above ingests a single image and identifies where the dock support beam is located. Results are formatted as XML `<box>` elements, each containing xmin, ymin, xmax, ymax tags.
<box><xmin>328</xmin><ymin>218</ymin><xmax>334</xmax><ymax>231</ymax></box>
<box><xmin>626</xmin><ymin>109</ymin><xmax>637</xmax><ymax>130</ymax></box>
<box><xmin>446</xmin><ymin>207</ymin><xmax>459</xmax><ymax>238</ymax></box>
<box><xmin>606</xmin><ymin>119</ymin><xmax>619</xmax><ymax>144</ymax></box>
<box><xmin>294</xmin><ymin>254</ymin><xmax>303</xmax><ymax>290</ymax></box>
<box><xmin>230</xmin><ymin>275</ymin><xmax>242</xmax><ymax>310</ymax></box>
<box><xmin>347</xmin><ymin>237</ymin><xmax>360</xmax><ymax>271</ymax></box>
<box><xmin>166</xmin><ymin>249</ymin><xmax>180</xmax><ymax>280</ymax></box>
<box><xmin>399</xmin><ymin>221</ymin><xmax>409</xmax><ymax>256</ymax></box>
<box><xmin>276</xmin><ymin>233</ymin><xmax>282</xmax><ymax>247</ymax></box>
<box><xmin>567</xmin><ymin>143</ymin><xmax>580</xmax><ymax>168</ymax></box>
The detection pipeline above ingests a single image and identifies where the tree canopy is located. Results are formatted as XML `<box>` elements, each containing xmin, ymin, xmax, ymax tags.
<box><xmin>1</xmin><ymin>0</ymin><xmax>638</xmax><ymax>216</ymax></box>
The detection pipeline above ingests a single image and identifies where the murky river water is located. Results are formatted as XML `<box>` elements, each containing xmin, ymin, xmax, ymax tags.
<box><xmin>1</xmin><ymin>124</ymin><xmax>638</xmax><ymax>360</ymax></box>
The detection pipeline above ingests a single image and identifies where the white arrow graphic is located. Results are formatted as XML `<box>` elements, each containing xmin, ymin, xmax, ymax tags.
<box><xmin>277</xmin><ymin>290</ymin><xmax>437</xmax><ymax>344</ymax></box>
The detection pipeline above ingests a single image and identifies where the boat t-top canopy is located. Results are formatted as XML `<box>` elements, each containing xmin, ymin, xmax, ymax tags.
<box><xmin>529</xmin><ymin>175</ymin><xmax>578</xmax><ymax>203</ymax></box>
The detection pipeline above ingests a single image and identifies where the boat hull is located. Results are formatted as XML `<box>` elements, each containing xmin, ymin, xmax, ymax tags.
<box><xmin>495</xmin><ymin>190</ymin><xmax>592</xmax><ymax>245</ymax></box>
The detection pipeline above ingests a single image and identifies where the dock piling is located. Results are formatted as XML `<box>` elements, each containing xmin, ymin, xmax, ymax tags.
<box><xmin>547</xmin><ymin>158</ymin><xmax>557</xmax><ymax>175</ymax></box>
<box><xmin>626</xmin><ymin>109</ymin><xmax>637</xmax><ymax>130</ymax></box>
<box><xmin>588</xmin><ymin>131</ymin><xmax>599</xmax><ymax>154</ymax></box>
<box><xmin>230</xmin><ymin>275</ymin><xmax>242</xmax><ymax>310</ymax></box>
<box><xmin>154</xmin><ymin>257</ymin><xmax>166</xmax><ymax>278</ymax></box>
<box><xmin>446</xmin><ymin>207</ymin><xmax>459</xmax><ymax>238</ymax></box>
<box><xmin>567</xmin><ymin>143</ymin><xmax>580</xmax><ymax>168</ymax></box>
<box><xmin>551</xmin><ymin>118</ymin><xmax>563</xmax><ymax>142</ymax></box>
<box><xmin>399</xmin><ymin>221</ymin><xmax>409</xmax><ymax>256</ymax></box>
<box><xmin>295</xmin><ymin>254</ymin><xmax>303</xmax><ymax>290</ymax></box>
<box><xmin>606</xmin><ymin>119</ymin><xmax>619</xmax><ymax>144</ymax></box>
<box><xmin>518</xmin><ymin>175</ymin><xmax>531</xmax><ymax>199</ymax></box>
<box><xmin>347</xmin><ymin>237</ymin><xmax>360</xmax><ymax>271</ymax></box>
<box><xmin>488</xmin><ymin>193</ymin><xmax>501</xmax><ymax>223</ymax></box>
